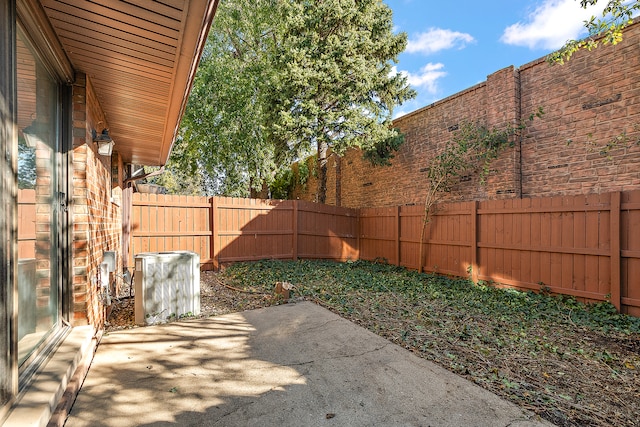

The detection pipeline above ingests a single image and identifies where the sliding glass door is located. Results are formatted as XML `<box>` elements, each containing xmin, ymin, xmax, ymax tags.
<box><xmin>0</xmin><ymin>0</ymin><xmax>17</xmax><ymax>418</ymax></box>
<box><xmin>16</xmin><ymin>25</ymin><xmax>61</xmax><ymax>370</ymax></box>
<box><xmin>1</xmin><ymin>3</ymin><xmax>71</xmax><ymax>419</ymax></box>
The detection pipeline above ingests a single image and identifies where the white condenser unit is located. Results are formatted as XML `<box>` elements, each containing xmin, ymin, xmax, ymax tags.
<box><xmin>134</xmin><ymin>251</ymin><xmax>200</xmax><ymax>325</ymax></box>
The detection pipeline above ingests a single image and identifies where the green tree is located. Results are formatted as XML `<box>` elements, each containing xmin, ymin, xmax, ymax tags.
<box><xmin>363</xmin><ymin>130</ymin><xmax>405</xmax><ymax>166</ymax></box>
<box><xmin>267</xmin><ymin>0</ymin><xmax>415</xmax><ymax>203</ymax></box>
<box><xmin>142</xmin><ymin>163</ymin><xmax>205</xmax><ymax>196</ymax></box>
<box><xmin>178</xmin><ymin>0</ymin><xmax>414</xmax><ymax>200</ymax></box>
<box><xmin>548</xmin><ymin>0</ymin><xmax>639</xmax><ymax>63</ymax></box>
<box><xmin>178</xmin><ymin>0</ymin><xmax>280</xmax><ymax>197</ymax></box>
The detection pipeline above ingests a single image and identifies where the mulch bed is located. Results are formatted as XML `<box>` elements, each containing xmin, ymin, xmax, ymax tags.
<box><xmin>105</xmin><ymin>271</ymin><xmax>278</xmax><ymax>331</ymax></box>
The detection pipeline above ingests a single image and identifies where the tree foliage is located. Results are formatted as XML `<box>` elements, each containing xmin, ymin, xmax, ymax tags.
<box><xmin>362</xmin><ymin>130</ymin><xmax>405</xmax><ymax>166</ymax></box>
<box><xmin>269</xmin><ymin>155</ymin><xmax>313</xmax><ymax>200</ymax></box>
<box><xmin>142</xmin><ymin>163</ymin><xmax>205</xmax><ymax>196</ymax></box>
<box><xmin>266</xmin><ymin>0</ymin><xmax>415</xmax><ymax>202</ymax></box>
<box><xmin>548</xmin><ymin>0</ymin><xmax>640</xmax><ymax>64</ymax></box>
<box><xmin>18</xmin><ymin>139</ymin><xmax>36</xmax><ymax>189</ymax></box>
<box><xmin>177</xmin><ymin>0</ymin><xmax>414</xmax><ymax>200</ymax></box>
<box><xmin>175</xmin><ymin>0</ymin><xmax>280</xmax><ymax>197</ymax></box>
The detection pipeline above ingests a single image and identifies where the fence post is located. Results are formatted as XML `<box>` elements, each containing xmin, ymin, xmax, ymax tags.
<box><xmin>356</xmin><ymin>208</ymin><xmax>361</xmax><ymax>261</ymax></box>
<box><xmin>395</xmin><ymin>205</ymin><xmax>401</xmax><ymax>266</ymax></box>
<box><xmin>610</xmin><ymin>191</ymin><xmax>621</xmax><ymax>311</ymax></box>
<box><xmin>471</xmin><ymin>201</ymin><xmax>479</xmax><ymax>284</ymax></box>
<box><xmin>211</xmin><ymin>197</ymin><xmax>219</xmax><ymax>270</ymax></box>
<box><xmin>293</xmin><ymin>200</ymin><xmax>298</xmax><ymax>260</ymax></box>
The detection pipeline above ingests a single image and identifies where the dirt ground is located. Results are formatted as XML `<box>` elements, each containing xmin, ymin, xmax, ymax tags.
<box><xmin>105</xmin><ymin>272</ymin><xmax>277</xmax><ymax>330</ymax></box>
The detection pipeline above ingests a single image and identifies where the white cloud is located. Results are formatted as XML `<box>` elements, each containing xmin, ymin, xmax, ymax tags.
<box><xmin>393</xmin><ymin>108</ymin><xmax>409</xmax><ymax>119</ymax></box>
<box><xmin>393</xmin><ymin>96</ymin><xmax>441</xmax><ymax>120</ymax></box>
<box><xmin>393</xmin><ymin>63</ymin><xmax>447</xmax><ymax>94</ymax></box>
<box><xmin>406</xmin><ymin>28</ymin><xmax>475</xmax><ymax>55</ymax></box>
<box><xmin>501</xmin><ymin>0</ymin><xmax>607</xmax><ymax>50</ymax></box>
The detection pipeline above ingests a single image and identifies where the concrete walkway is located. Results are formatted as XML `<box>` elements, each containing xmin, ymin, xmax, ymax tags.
<box><xmin>65</xmin><ymin>301</ymin><xmax>552</xmax><ymax>427</ymax></box>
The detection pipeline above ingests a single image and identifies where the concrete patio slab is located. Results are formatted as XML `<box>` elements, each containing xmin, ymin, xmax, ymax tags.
<box><xmin>65</xmin><ymin>301</ymin><xmax>552</xmax><ymax>427</ymax></box>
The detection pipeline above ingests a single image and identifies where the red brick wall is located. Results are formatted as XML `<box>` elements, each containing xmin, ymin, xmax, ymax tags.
<box><xmin>300</xmin><ymin>72</ymin><xmax>519</xmax><ymax>208</ymax></box>
<box><xmin>520</xmin><ymin>24</ymin><xmax>640</xmax><ymax>197</ymax></box>
<box><xmin>295</xmin><ymin>20</ymin><xmax>640</xmax><ymax>208</ymax></box>
<box><xmin>70</xmin><ymin>73</ymin><xmax>122</xmax><ymax>327</ymax></box>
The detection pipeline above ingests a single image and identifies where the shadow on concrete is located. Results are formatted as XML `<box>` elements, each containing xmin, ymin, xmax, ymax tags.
<box><xmin>65</xmin><ymin>302</ymin><xmax>550</xmax><ymax>427</ymax></box>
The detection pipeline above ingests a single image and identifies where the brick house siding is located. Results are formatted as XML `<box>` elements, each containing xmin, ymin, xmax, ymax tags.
<box><xmin>295</xmin><ymin>20</ymin><xmax>640</xmax><ymax>208</ymax></box>
<box><xmin>71</xmin><ymin>73</ymin><xmax>123</xmax><ymax>326</ymax></box>
<box><xmin>2</xmin><ymin>2</ymin><xmax>218</xmax><ymax>425</ymax></box>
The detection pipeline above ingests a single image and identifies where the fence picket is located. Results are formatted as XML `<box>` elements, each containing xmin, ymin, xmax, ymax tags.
<box><xmin>611</xmin><ymin>192</ymin><xmax>621</xmax><ymax>310</ymax></box>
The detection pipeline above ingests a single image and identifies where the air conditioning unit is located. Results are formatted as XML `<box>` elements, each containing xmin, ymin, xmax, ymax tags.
<box><xmin>134</xmin><ymin>251</ymin><xmax>200</xmax><ymax>326</ymax></box>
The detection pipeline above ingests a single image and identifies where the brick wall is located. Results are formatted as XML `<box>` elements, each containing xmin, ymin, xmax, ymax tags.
<box><xmin>70</xmin><ymin>73</ymin><xmax>122</xmax><ymax>327</ymax></box>
<box><xmin>300</xmin><ymin>74</ymin><xmax>519</xmax><ymax>207</ymax></box>
<box><xmin>295</xmin><ymin>20</ymin><xmax>640</xmax><ymax>208</ymax></box>
<box><xmin>520</xmin><ymin>24</ymin><xmax>640</xmax><ymax>197</ymax></box>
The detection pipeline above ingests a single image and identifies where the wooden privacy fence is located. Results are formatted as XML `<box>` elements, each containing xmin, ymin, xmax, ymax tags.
<box><xmin>129</xmin><ymin>191</ymin><xmax>640</xmax><ymax>316</ymax></box>
<box><xmin>129</xmin><ymin>194</ymin><xmax>358</xmax><ymax>270</ymax></box>
<box><xmin>212</xmin><ymin>197</ymin><xmax>358</xmax><ymax>265</ymax></box>
<box><xmin>359</xmin><ymin>191</ymin><xmax>640</xmax><ymax>316</ymax></box>
<box><xmin>130</xmin><ymin>194</ymin><xmax>213</xmax><ymax>266</ymax></box>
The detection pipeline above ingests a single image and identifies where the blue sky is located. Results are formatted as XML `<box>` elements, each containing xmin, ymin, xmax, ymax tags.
<box><xmin>385</xmin><ymin>0</ymin><xmax>610</xmax><ymax>118</ymax></box>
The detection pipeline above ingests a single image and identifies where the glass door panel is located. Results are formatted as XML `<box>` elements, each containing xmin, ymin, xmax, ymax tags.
<box><xmin>16</xmin><ymin>28</ymin><xmax>59</xmax><ymax>367</ymax></box>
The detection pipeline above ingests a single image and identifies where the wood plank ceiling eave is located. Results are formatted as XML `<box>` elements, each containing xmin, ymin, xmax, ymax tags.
<box><xmin>40</xmin><ymin>0</ymin><xmax>218</xmax><ymax>166</ymax></box>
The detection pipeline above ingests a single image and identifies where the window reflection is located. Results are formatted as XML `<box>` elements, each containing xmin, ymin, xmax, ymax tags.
<box><xmin>16</xmin><ymin>28</ymin><xmax>59</xmax><ymax>366</ymax></box>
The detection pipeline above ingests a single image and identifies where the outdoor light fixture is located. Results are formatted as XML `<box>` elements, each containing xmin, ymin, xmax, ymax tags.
<box><xmin>22</xmin><ymin>119</ymin><xmax>47</xmax><ymax>148</ymax></box>
<box><xmin>93</xmin><ymin>128</ymin><xmax>115</xmax><ymax>156</ymax></box>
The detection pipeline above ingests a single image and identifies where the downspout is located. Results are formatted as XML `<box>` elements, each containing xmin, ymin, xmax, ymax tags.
<box><xmin>123</xmin><ymin>165</ymin><xmax>166</xmax><ymax>185</ymax></box>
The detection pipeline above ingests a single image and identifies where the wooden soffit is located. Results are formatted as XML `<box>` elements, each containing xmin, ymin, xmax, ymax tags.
<box><xmin>38</xmin><ymin>0</ymin><xmax>218</xmax><ymax>165</ymax></box>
